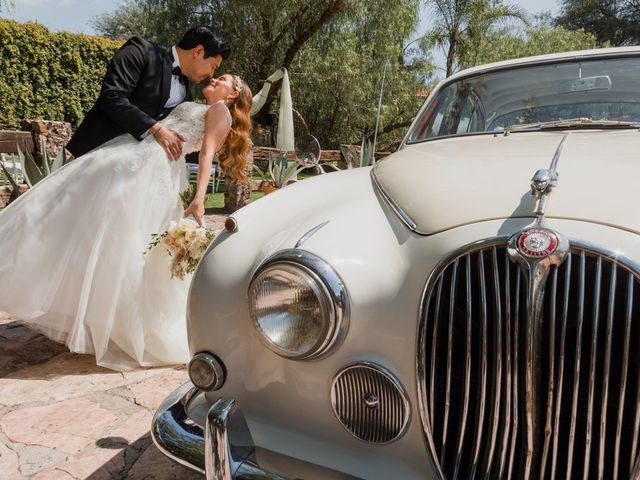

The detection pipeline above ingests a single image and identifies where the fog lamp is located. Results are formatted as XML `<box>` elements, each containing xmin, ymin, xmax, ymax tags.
<box><xmin>188</xmin><ymin>352</ymin><xmax>225</xmax><ymax>391</ymax></box>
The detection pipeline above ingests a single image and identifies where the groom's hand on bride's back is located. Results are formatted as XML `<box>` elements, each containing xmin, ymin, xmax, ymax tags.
<box><xmin>149</xmin><ymin>124</ymin><xmax>186</xmax><ymax>161</ymax></box>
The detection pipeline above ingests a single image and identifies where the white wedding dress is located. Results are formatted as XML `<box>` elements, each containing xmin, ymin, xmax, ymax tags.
<box><xmin>0</xmin><ymin>101</ymin><xmax>231</xmax><ymax>370</ymax></box>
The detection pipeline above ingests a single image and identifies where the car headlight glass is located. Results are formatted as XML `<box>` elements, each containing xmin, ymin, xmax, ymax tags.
<box><xmin>248</xmin><ymin>251</ymin><xmax>348</xmax><ymax>360</ymax></box>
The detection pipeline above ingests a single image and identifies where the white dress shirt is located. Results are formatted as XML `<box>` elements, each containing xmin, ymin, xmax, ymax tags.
<box><xmin>165</xmin><ymin>46</ymin><xmax>187</xmax><ymax>109</ymax></box>
<box><xmin>143</xmin><ymin>47</ymin><xmax>187</xmax><ymax>138</ymax></box>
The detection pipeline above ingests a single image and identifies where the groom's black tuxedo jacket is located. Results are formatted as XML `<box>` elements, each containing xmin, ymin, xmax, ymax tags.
<box><xmin>66</xmin><ymin>37</ymin><xmax>192</xmax><ymax>158</ymax></box>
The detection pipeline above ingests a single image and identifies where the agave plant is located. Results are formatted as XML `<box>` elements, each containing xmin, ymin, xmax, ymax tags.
<box><xmin>339</xmin><ymin>137</ymin><xmax>375</xmax><ymax>169</ymax></box>
<box><xmin>17</xmin><ymin>139</ymin><xmax>66</xmax><ymax>187</ymax></box>
<box><xmin>0</xmin><ymin>154</ymin><xmax>23</xmax><ymax>200</ymax></box>
<box><xmin>252</xmin><ymin>151</ymin><xmax>308</xmax><ymax>191</ymax></box>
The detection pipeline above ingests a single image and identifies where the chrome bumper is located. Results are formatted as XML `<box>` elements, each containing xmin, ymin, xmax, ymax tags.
<box><xmin>151</xmin><ymin>382</ymin><xmax>293</xmax><ymax>480</ymax></box>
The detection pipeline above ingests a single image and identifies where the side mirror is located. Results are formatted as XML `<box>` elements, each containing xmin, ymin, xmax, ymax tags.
<box><xmin>295</xmin><ymin>134</ymin><xmax>325</xmax><ymax>174</ymax></box>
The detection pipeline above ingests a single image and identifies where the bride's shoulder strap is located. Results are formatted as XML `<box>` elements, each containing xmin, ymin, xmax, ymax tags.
<box><xmin>204</xmin><ymin>101</ymin><xmax>232</xmax><ymax>149</ymax></box>
<box><xmin>206</xmin><ymin>101</ymin><xmax>231</xmax><ymax>123</ymax></box>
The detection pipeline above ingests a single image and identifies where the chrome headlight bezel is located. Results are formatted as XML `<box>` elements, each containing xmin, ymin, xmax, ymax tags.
<box><xmin>248</xmin><ymin>249</ymin><xmax>350</xmax><ymax>360</ymax></box>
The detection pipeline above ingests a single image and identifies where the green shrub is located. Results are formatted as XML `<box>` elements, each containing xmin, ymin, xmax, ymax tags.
<box><xmin>0</xmin><ymin>19</ymin><xmax>121</xmax><ymax>127</ymax></box>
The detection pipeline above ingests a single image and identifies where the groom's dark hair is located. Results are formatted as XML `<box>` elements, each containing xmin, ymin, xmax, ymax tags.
<box><xmin>177</xmin><ymin>26</ymin><xmax>231</xmax><ymax>60</ymax></box>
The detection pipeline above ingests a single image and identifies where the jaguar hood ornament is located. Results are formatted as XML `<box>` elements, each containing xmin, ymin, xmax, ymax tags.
<box><xmin>530</xmin><ymin>134</ymin><xmax>567</xmax><ymax>222</ymax></box>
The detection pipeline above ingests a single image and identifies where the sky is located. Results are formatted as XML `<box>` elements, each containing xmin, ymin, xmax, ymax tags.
<box><xmin>2</xmin><ymin>0</ymin><xmax>561</xmax><ymax>36</ymax></box>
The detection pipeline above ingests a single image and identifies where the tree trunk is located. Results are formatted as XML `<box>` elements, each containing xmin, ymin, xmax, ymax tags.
<box><xmin>254</xmin><ymin>0</ymin><xmax>346</xmax><ymax>120</ymax></box>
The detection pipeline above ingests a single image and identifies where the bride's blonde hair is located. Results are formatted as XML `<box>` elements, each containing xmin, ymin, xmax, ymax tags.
<box><xmin>218</xmin><ymin>76</ymin><xmax>252</xmax><ymax>183</ymax></box>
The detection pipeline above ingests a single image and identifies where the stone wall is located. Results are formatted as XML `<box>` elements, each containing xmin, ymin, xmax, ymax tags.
<box><xmin>251</xmin><ymin>145</ymin><xmax>391</xmax><ymax>172</ymax></box>
<box><xmin>19</xmin><ymin>120</ymin><xmax>72</xmax><ymax>162</ymax></box>
<box><xmin>0</xmin><ymin>120</ymin><xmax>72</xmax><ymax>207</ymax></box>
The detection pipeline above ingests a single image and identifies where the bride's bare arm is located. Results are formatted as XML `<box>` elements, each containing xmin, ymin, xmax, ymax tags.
<box><xmin>183</xmin><ymin>103</ymin><xmax>231</xmax><ymax>225</ymax></box>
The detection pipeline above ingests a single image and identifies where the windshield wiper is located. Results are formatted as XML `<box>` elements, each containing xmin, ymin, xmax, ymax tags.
<box><xmin>505</xmin><ymin>117</ymin><xmax>640</xmax><ymax>133</ymax></box>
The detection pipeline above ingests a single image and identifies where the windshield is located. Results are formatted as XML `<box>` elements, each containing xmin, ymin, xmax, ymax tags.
<box><xmin>406</xmin><ymin>56</ymin><xmax>640</xmax><ymax>143</ymax></box>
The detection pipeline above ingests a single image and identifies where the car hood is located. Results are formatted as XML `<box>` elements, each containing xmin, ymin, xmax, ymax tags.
<box><xmin>373</xmin><ymin>130</ymin><xmax>638</xmax><ymax>235</ymax></box>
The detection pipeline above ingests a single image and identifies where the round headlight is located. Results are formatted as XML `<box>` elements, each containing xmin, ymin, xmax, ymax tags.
<box><xmin>248</xmin><ymin>250</ymin><xmax>348</xmax><ymax>360</ymax></box>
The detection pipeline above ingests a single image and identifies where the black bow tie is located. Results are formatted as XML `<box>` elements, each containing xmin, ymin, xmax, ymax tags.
<box><xmin>171</xmin><ymin>66</ymin><xmax>188</xmax><ymax>85</ymax></box>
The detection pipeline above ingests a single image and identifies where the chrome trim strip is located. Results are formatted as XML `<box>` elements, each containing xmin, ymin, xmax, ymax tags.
<box><xmin>583</xmin><ymin>256</ymin><xmax>602</xmax><ymax>480</ymax></box>
<box><xmin>370</xmin><ymin>168</ymin><xmax>418</xmax><ymax>232</ymax></box>
<box><xmin>441</xmin><ymin>259</ymin><xmax>458</xmax><ymax>465</ymax></box>
<box><xmin>418</xmin><ymin>282</ymin><xmax>447</xmax><ymax>479</ymax></box>
<box><xmin>507</xmin><ymin>270</ymin><xmax>521</xmax><ymax>480</ymax></box>
<box><xmin>497</xmin><ymin>251</ymin><xmax>512</xmax><ymax>480</ymax></box>
<box><xmin>614</xmin><ymin>272</ymin><xmax>633</xmax><ymax>478</ymax></box>
<box><xmin>597</xmin><ymin>263</ymin><xmax>617</xmax><ymax>479</ymax></box>
<box><xmin>566</xmin><ymin>251</ymin><xmax>585</xmax><ymax>479</ymax></box>
<box><xmin>294</xmin><ymin>220</ymin><xmax>330</xmax><ymax>248</ymax></box>
<box><xmin>452</xmin><ymin>254</ymin><xmax>473</xmax><ymax>480</ymax></box>
<box><xmin>429</xmin><ymin>277</ymin><xmax>444</xmax><ymax>430</ymax></box>
<box><xmin>539</xmin><ymin>267</ymin><xmax>558</xmax><ymax>479</ymax></box>
<box><xmin>470</xmin><ymin>249</ymin><xmax>488</xmax><ymax>479</ymax></box>
<box><xmin>482</xmin><ymin>247</ymin><xmax>502</xmax><ymax>477</ymax></box>
<box><xmin>551</xmin><ymin>253</ymin><xmax>572</xmax><ymax>478</ymax></box>
<box><xmin>632</xmin><ymin>274</ymin><xmax>640</xmax><ymax>472</ymax></box>
<box><xmin>248</xmin><ymin>249</ymin><xmax>350</xmax><ymax>360</ymax></box>
<box><xmin>523</xmin><ymin>270</ymin><xmax>536</xmax><ymax>480</ymax></box>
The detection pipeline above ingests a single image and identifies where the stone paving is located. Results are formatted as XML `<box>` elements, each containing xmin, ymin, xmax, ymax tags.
<box><xmin>0</xmin><ymin>213</ymin><xmax>229</xmax><ymax>479</ymax></box>
<box><xmin>0</xmin><ymin>313</ymin><xmax>202</xmax><ymax>480</ymax></box>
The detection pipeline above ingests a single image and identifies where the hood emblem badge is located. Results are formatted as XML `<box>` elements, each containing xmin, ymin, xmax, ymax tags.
<box><xmin>517</xmin><ymin>228</ymin><xmax>558</xmax><ymax>258</ymax></box>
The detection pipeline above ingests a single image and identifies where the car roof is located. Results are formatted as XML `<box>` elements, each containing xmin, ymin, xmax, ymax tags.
<box><xmin>448</xmin><ymin>46</ymin><xmax>640</xmax><ymax>82</ymax></box>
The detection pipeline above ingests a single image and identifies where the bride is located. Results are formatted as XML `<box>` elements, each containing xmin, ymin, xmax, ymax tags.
<box><xmin>0</xmin><ymin>74</ymin><xmax>252</xmax><ymax>370</ymax></box>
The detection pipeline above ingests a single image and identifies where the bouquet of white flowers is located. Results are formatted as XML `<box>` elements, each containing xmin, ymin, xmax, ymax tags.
<box><xmin>146</xmin><ymin>218</ymin><xmax>215</xmax><ymax>279</ymax></box>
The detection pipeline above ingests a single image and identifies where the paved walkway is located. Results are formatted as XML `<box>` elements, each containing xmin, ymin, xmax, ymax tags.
<box><xmin>0</xmin><ymin>213</ymin><xmax>229</xmax><ymax>479</ymax></box>
<box><xmin>0</xmin><ymin>313</ymin><xmax>203</xmax><ymax>480</ymax></box>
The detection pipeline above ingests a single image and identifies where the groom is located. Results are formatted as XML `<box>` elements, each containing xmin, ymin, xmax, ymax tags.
<box><xmin>66</xmin><ymin>26</ymin><xmax>230</xmax><ymax>160</ymax></box>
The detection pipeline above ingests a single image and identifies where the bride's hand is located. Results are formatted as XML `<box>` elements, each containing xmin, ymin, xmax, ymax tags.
<box><xmin>184</xmin><ymin>199</ymin><xmax>205</xmax><ymax>226</ymax></box>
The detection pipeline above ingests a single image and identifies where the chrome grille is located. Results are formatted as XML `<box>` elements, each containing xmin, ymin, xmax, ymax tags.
<box><xmin>331</xmin><ymin>363</ymin><xmax>409</xmax><ymax>444</ymax></box>
<box><xmin>419</xmin><ymin>241</ymin><xmax>640</xmax><ymax>479</ymax></box>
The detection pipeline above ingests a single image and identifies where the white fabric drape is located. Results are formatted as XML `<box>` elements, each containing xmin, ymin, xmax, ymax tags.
<box><xmin>250</xmin><ymin>68</ymin><xmax>285</xmax><ymax>117</ymax></box>
<box><xmin>276</xmin><ymin>68</ymin><xmax>295</xmax><ymax>151</ymax></box>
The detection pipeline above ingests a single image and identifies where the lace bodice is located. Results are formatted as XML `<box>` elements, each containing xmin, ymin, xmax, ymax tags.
<box><xmin>159</xmin><ymin>101</ymin><xmax>231</xmax><ymax>155</ymax></box>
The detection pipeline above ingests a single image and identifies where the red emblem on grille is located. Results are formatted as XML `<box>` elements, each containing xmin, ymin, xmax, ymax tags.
<box><xmin>517</xmin><ymin>229</ymin><xmax>558</xmax><ymax>258</ymax></box>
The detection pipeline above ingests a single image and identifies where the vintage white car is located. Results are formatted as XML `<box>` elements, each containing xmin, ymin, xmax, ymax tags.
<box><xmin>152</xmin><ymin>46</ymin><xmax>640</xmax><ymax>479</ymax></box>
